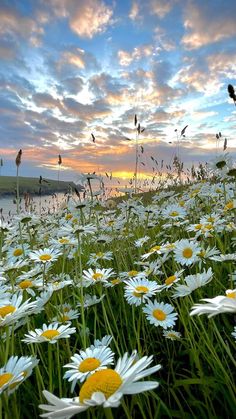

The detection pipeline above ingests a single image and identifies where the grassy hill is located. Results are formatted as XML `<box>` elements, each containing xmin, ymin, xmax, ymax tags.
<box><xmin>0</xmin><ymin>176</ymin><xmax>79</xmax><ymax>196</ymax></box>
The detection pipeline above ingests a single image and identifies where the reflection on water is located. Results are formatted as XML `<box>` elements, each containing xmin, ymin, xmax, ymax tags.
<box><xmin>0</xmin><ymin>193</ymin><xmax>77</xmax><ymax>220</ymax></box>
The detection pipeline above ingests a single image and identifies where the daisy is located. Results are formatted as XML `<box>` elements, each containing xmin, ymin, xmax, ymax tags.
<box><xmin>124</xmin><ymin>277</ymin><xmax>162</xmax><ymax>306</ymax></box>
<box><xmin>15</xmin><ymin>277</ymin><xmax>42</xmax><ymax>296</ymax></box>
<box><xmin>63</xmin><ymin>345</ymin><xmax>115</xmax><ymax>390</ymax></box>
<box><xmin>134</xmin><ymin>236</ymin><xmax>150</xmax><ymax>248</ymax></box>
<box><xmin>141</xmin><ymin>245</ymin><xmax>163</xmax><ymax>260</ymax></box>
<box><xmin>190</xmin><ymin>292</ymin><xmax>236</xmax><ymax>317</ymax></box>
<box><xmin>163</xmin><ymin>330</ymin><xmax>182</xmax><ymax>341</ymax></box>
<box><xmin>173</xmin><ymin>239</ymin><xmax>201</xmax><ymax>266</ymax></box>
<box><xmin>39</xmin><ymin>350</ymin><xmax>161</xmax><ymax>417</ymax></box>
<box><xmin>90</xmin><ymin>335</ymin><xmax>112</xmax><ymax>349</ymax></box>
<box><xmin>162</xmin><ymin>270</ymin><xmax>184</xmax><ymax>289</ymax></box>
<box><xmin>22</xmin><ymin>322</ymin><xmax>76</xmax><ymax>344</ymax></box>
<box><xmin>87</xmin><ymin>251</ymin><xmax>113</xmax><ymax>266</ymax></box>
<box><xmin>143</xmin><ymin>301</ymin><xmax>178</xmax><ymax>329</ymax></box>
<box><xmin>0</xmin><ymin>293</ymin><xmax>37</xmax><ymax>327</ymax></box>
<box><xmin>52</xmin><ymin>305</ymin><xmax>80</xmax><ymax>323</ymax></box>
<box><xmin>82</xmin><ymin>268</ymin><xmax>115</xmax><ymax>287</ymax></box>
<box><xmin>172</xmin><ymin>268</ymin><xmax>213</xmax><ymax>298</ymax></box>
<box><xmin>0</xmin><ymin>355</ymin><xmax>39</xmax><ymax>395</ymax></box>
<box><xmin>6</xmin><ymin>244</ymin><xmax>30</xmax><ymax>261</ymax></box>
<box><xmin>77</xmin><ymin>294</ymin><xmax>105</xmax><ymax>309</ymax></box>
<box><xmin>29</xmin><ymin>248</ymin><xmax>61</xmax><ymax>264</ymax></box>
<box><xmin>162</xmin><ymin>204</ymin><xmax>187</xmax><ymax>220</ymax></box>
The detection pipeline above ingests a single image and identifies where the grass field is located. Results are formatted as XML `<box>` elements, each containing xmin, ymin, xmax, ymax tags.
<box><xmin>0</xmin><ymin>176</ymin><xmax>78</xmax><ymax>196</ymax></box>
<box><xmin>0</xmin><ymin>170</ymin><xmax>235</xmax><ymax>419</ymax></box>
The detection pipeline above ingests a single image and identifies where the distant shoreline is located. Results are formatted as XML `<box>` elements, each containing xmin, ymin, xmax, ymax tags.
<box><xmin>0</xmin><ymin>175</ymin><xmax>83</xmax><ymax>197</ymax></box>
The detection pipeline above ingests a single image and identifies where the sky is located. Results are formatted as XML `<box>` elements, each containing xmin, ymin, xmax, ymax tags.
<box><xmin>0</xmin><ymin>0</ymin><xmax>236</xmax><ymax>186</ymax></box>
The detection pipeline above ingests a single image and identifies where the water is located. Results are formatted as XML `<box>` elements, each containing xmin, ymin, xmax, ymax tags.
<box><xmin>0</xmin><ymin>193</ymin><xmax>75</xmax><ymax>220</ymax></box>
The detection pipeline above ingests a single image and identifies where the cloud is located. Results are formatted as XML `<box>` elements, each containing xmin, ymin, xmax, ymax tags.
<box><xmin>62</xmin><ymin>97</ymin><xmax>111</xmax><ymax>121</ymax></box>
<box><xmin>118</xmin><ymin>45</ymin><xmax>155</xmax><ymax>66</ymax></box>
<box><xmin>150</xmin><ymin>0</ymin><xmax>176</xmax><ymax>18</ymax></box>
<box><xmin>0</xmin><ymin>3</ymin><xmax>44</xmax><ymax>45</ymax></box>
<box><xmin>32</xmin><ymin>93</ymin><xmax>63</xmax><ymax>111</ymax></box>
<box><xmin>129</xmin><ymin>2</ymin><xmax>140</xmax><ymax>20</ymax></box>
<box><xmin>182</xmin><ymin>1</ymin><xmax>236</xmax><ymax>49</ymax></box>
<box><xmin>46</xmin><ymin>0</ymin><xmax>113</xmax><ymax>39</ymax></box>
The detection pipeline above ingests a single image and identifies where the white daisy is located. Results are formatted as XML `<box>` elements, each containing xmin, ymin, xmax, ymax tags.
<box><xmin>143</xmin><ymin>301</ymin><xmax>178</xmax><ymax>329</ymax></box>
<box><xmin>172</xmin><ymin>268</ymin><xmax>213</xmax><ymax>298</ymax></box>
<box><xmin>0</xmin><ymin>293</ymin><xmax>37</xmax><ymax>327</ymax></box>
<box><xmin>173</xmin><ymin>239</ymin><xmax>201</xmax><ymax>266</ymax></box>
<box><xmin>22</xmin><ymin>322</ymin><xmax>76</xmax><ymax>344</ymax></box>
<box><xmin>0</xmin><ymin>355</ymin><xmax>39</xmax><ymax>395</ymax></box>
<box><xmin>163</xmin><ymin>330</ymin><xmax>182</xmax><ymax>341</ymax></box>
<box><xmin>39</xmin><ymin>350</ymin><xmax>161</xmax><ymax>417</ymax></box>
<box><xmin>29</xmin><ymin>248</ymin><xmax>61</xmax><ymax>264</ymax></box>
<box><xmin>82</xmin><ymin>268</ymin><xmax>115</xmax><ymax>287</ymax></box>
<box><xmin>124</xmin><ymin>277</ymin><xmax>162</xmax><ymax>306</ymax></box>
<box><xmin>162</xmin><ymin>270</ymin><xmax>184</xmax><ymax>289</ymax></box>
<box><xmin>63</xmin><ymin>346</ymin><xmax>115</xmax><ymax>390</ymax></box>
<box><xmin>77</xmin><ymin>294</ymin><xmax>105</xmax><ymax>309</ymax></box>
<box><xmin>190</xmin><ymin>289</ymin><xmax>236</xmax><ymax>317</ymax></box>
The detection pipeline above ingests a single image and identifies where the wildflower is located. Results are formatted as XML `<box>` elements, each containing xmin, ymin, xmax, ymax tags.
<box><xmin>52</xmin><ymin>305</ymin><xmax>80</xmax><ymax>323</ymax></box>
<box><xmin>87</xmin><ymin>251</ymin><xmax>113</xmax><ymax>266</ymax></box>
<box><xmin>190</xmin><ymin>289</ymin><xmax>236</xmax><ymax>317</ymax></box>
<box><xmin>22</xmin><ymin>322</ymin><xmax>76</xmax><ymax>344</ymax></box>
<box><xmin>82</xmin><ymin>268</ymin><xmax>115</xmax><ymax>287</ymax></box>
<box><xmin>0</xmin><ymin>355</ymin><xmax>39</xmax><ymax>395</ymax></box>
<box><xmin>63</xmin><ymin>345</ymin><xmax>115</xmax><ymax>390</ymax></box>
<box><xmin>163</xmin><ymin>330</ymin><xmax>181</xmax><ymax>340</ymax></box>
<box><xmin>143</xmin><ymin>301</ymin><xmax>178</xmax><ymax>329</ymax></box>
<box><xmin>124</xmin><ymin>277</ymin><xmax>162</xmax><ymax>306</ymax></box>
<box><xmin>134</xmin><ymin>236</ymin><xmax>150</xmax><ymax>248</ymax></box>
<box><xmin>39</xmin><ymin>351</ymin><xmax>161</xmax><ymax>417</ymax></box>
<box><xmin>77</xmin><ymin>294</ymin><xmax>105</xmax><ymax>309</ymax></box>
<box><xmin>29</xmin><ymin>248</ymin><xmax>61</xmax><ymax>264</ymax></box>
<box><xmin>173</xmin><ymin>239</ymin><xmax>200</xmax><ymax>266</ymax></box>
<box><xmin>0</xmin><ymin>293</ymin><xmax>37</xmax><ymax>327</ymax></box>
<box><xmin>162</xmin><ymin>270</ymin><xmax>184</xmax><ymax>289</ymax></box>
<box><xmin>172</xmin><ymin>268</ymin><xmax>213</xmax><ymax>298</ymax></box>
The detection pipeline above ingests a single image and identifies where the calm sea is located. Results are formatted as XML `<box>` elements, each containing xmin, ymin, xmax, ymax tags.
<box><xmin>0</xmin><ymin>193</ymin><xmax>76</xmax><ymax>220</ymax></box>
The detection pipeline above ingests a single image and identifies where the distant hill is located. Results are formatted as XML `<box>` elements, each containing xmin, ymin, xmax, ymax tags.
<box><xmin>0</xmin><ymin>176</ymin><xmax>83</xmax><ymax>197</ymax></box>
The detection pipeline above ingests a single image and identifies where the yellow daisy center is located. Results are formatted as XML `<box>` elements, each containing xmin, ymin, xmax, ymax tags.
<box><xmin>59</xmin><ymin>238</ymin><xmax>70</xmax><ymax>244</ymax></box>
<box><xmin>153</xmin><ymin>309</ymin><xmax>166</xmax><ymax>321</ymax></box>
<box><xmin>207</xmin><ymin>217</ymin><xmax>215</xmax><ymax>222</ymax></box>
<box><xmin>128</xmin><ymin>270</ymin><xmax>138</xmax><ymax>277</ymax></box>
<box><xmin>226</xmin><ymin>291</ymin><xmax>236</xmax><ymax>299</ymax></box>
<box><xmin>19</xmin><ymin>280</ymin><xmax>33</xmax><ymax>289</ymax></box>
<box><xmin>182</xmin><ymin>248</ymin><xmax>193</xmax><ymax>258</ymax></box>
<box><xmin>111</xmin><ymin>278</ymin><xmax>121</xmax><ymax>285</ymax></box>
<box><xmin>165</xmin><ymin>275</ymin><xmax>176</xmax><ymax>285</ymax></box>
<box><xmin>169</xmin><ymin>211</ymin><xmax>179</xmax><ymax>217</ymax></box>
<box><xmin>60</xmin><ymin>315</ymin><xmax>70</xmax><ymax>322</ymax></box>
<box><xmin>79</xmin><ymin>358</ymin><xmax>101</xmax><ymax>373</ymax></box>
<box><xmin>65</xmin><ymin>213</ymin><xmax>73</xmax><ymax>220</ymax></box>
<box><xmin>41</xmin><ymin>330</ymin><xmax>60</xmax><ymax>340</ymax></box>
<box><xmin>39</xmin><ymin>254</ymin><xmax>52</xmax><ymax>261</ymax></box>
<box><xmin>92</xmin><ymin>273</ymin><xmax>103</xmax><ymax>280</ymax></box>
<box><xmin>96</xmin><ymin>252</ymin><xmax>104</xmax><ymax>257</ymax></box>
<box><xmin>224</xmin><ymin>201</ymin><xmax>234</xmax><ymax>210</ymax></box>
<box><xmin>195</xmin><ymin>224</ymin><xmax>202</xmax><ymax>230</ymax></box>
<box><xmin>0</xmin><ymin>305</ymin><xmax>16</xmax><ymax>318</ymax></box>
<box><xmin>150</xmin><ymin>246</ymin><xmax>161</xmax><ymax>253</ymax></box>
<box><xmin>133</xmin><ymin>285</ymin><xmax>149</xmax><ymax>297</ymax></box>
<box><xmin>179</xmin><ymin>201</ymin><xmax>185</xmax><ymax>207</ymax></box>
<box><xmin>79</xmin><ymin>369</ymin><xmax>122</xmax><ymax>404</ymax></box>
<box><xmin>13</xmin><ymin>248</ymin><xmax>23</xmax><ymax>257</ymax></box>
<box><xmin>0</xmin><ymin>373</ymin><xmax>14</xmax><ymax>388</ymax></box>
